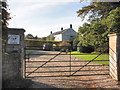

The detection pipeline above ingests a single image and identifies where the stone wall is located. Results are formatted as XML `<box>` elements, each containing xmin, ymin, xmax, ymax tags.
<box><xmin>2</xmin><ymin>53</ymin><xmax>32</xmax><ymax>88</ymax></box>
<box><xmin>2</xmin><ymin>53</ymin><xmax>21</xmax><ymax>80</ymax></box>
<box><xmin>109</xmin><ymin>33</ymin><xmax>120</xmax><ymax>81</ymax></box>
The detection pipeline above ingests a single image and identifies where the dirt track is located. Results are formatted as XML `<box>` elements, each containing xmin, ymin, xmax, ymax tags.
<box><xmin>25</xmin><ymin>50</ymin><xmax>120</xmax><ymax>89</ymax></box>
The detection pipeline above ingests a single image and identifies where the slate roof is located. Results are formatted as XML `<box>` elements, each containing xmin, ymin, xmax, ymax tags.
<box><xmin>50</xmin><ymin>28</ymin><xmax>72</xmax><ymax>36</ymax></box>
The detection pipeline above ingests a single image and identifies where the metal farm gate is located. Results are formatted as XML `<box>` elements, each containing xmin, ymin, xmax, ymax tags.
<box><xmin>24</xmin><ymin>46</ymin><xmax>109</xmax><ymax>78</ymax></box>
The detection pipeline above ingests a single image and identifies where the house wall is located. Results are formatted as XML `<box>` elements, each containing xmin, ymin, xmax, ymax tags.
<box><xmin>54</xmin><ymin>34</ymin><xmax>62</xmax><ymax>41</ymax></box>
<box><xmin>62</xmin><ymin>29</ymin><xmax>77</xmax><ymax>41</ymax></box>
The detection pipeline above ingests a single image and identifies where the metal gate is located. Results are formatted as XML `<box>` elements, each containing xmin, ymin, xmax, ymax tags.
<box><xmin>24</xmin><ymin>46</ymin><xmax>109</xmax><ymax>78</ymax></box>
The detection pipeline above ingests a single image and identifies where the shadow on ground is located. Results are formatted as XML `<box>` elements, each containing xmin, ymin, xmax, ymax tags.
<box><xmin>29</xmin><ymin>81</ymin><xmax>63</xmax><ymax>89</ymax></box>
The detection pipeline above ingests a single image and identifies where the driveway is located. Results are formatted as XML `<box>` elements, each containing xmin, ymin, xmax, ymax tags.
<box><xmin>25</xmin><ymin>50</ymin><xmax>120</xmax><ymax>89</ymax></box>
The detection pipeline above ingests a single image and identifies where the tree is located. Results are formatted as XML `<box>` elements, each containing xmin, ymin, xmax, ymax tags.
<box><xmin>77</xmin><ymin>2</ymin><xmax>120</xmax><ymax>48</ymax></box>
<box><xmin>46</xmin><ymin>35</ymin><xmax>55</xmax><ymax>41</ymax></box>
<box><xmin>105</xmin><ymin>7</ymin><xmax>120</xmax><ymax>33</ymax></box>
<box><xmin>0</xmin><ymin>1</ymin><xmax>11</xmax><ymax>52</ymax></box>
<box><xmin>25</xmin><ymin>34</ymin><xmax>34</xmax><ymax>39</ymax></box>
<box><xmin>77</xmin><ymin>2</ymin><xmax>120</xmax><ymax>21</ymax></box>
<box><xmin>76</xmin><ymin>2</ymin><xmax>120</xmax><ymax>53</ymax></box>
<box><xmin>34</xmin><ymin>35</ymin><xmax>38</xmax><ymax>39</ymax></box>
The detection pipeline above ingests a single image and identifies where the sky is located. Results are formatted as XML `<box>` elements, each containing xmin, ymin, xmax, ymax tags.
<box><xmin>8</xmin><ymin>0</ymin><xmax>90</xmax><ymax>37</ymax></box>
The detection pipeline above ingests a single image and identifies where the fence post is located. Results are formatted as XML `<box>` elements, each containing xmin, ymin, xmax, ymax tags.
<box><xmin>108</xmin><ymin>33</ymin><xmax>120</xmax><ymax>81</ymax></box>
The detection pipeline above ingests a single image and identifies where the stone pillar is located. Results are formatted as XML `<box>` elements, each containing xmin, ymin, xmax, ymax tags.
<box><xmin>6</xmin><ymin>28</ymin><xmax>25</xmax><ymax>78</ymax></box>
<box><xmin>109</xmin><ymin>33</ymin><xmax>120</xmax><ymax>81</ymax></box>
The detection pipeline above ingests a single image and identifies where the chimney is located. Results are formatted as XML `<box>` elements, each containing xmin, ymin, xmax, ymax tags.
<box><xmin>61</xmin><ymin>27</ymin><xmax>63</xmax><ymax>31</ymax></box>
<box><xmin>70</xmin><ymin>24</ymin><xmax>72</xmax><ymax>28</ymax></box>
<box><xmin>50</xmin><ymin>31</ymin><xmax>52</xmax><ymax>34</ymax></box>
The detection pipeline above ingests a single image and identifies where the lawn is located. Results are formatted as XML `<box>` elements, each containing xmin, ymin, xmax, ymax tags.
<box><xmin>70</xmin><ymin>51</ymin><xmax>109</xmax><ymax>65</ymax></box>
<box><xmin>26</xmin><ymin>51</ymin><xmax>33</xmax><ymax>54</ymax></box>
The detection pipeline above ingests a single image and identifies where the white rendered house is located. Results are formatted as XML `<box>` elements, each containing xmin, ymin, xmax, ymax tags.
<box><xmin>49</xmin><ymin>24</ymin><xmax>77</xmax><ymax>41</ymax></box>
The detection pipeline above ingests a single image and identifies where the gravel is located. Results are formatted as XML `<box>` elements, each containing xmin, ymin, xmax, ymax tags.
<box><xmin>26</xmin><ymin>50</ymin><xmax>120</xmax><ymax>89</ymax></box>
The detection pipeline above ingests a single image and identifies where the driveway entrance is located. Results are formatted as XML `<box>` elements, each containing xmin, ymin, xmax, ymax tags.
<box><xmin>25</xmin><ymin>50</ymin><xmax>120</xmax><ymax>88</ymax></box>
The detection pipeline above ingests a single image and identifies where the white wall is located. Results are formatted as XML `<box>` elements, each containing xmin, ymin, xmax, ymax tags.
<box><xmin>54</xmin><ymin>34</ymin><xmax>62</xmax><ymax>41</ymax></box>
<box><xmin>62</xmin><ymin>29</ymin><xmax>77</xmax><ymax>41</ymax></box>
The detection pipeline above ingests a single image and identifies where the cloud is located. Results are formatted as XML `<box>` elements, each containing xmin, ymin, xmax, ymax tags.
<box><xmin>9</xmin><ymin>1</ymin><xmax>72</xmax><ymax>20</ymax></box>
<box><xmin>8</xmin><ymin>1</ymin><xmax>89</xmax><ymax>37</ymax></box>
<box><xmin>10</xmin><ymin>0</ymin><xmax>80</xmax><ymax>2</ymax></box>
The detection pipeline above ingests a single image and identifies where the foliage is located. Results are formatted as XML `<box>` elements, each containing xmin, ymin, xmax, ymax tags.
<box><xmin>77</xmin><ymin>42</ymin><xmax>94</xmax><ymax>53</ymax></box>
<box><xmin>77</xmin><ymin>2</ymin><xmax>120</xmax><ymax>21</ymax></box>
<box><xmin>78</xmin><ymin>22</ymin><xmax>108</xmax><ymax>47</ymax></box>
<box><xmin>72</xmin><ymin>38</ymin><xmax>79</xmax><ymax>51</ymax></box>
<box><xmin>103</xmin><ymin>7</ymin><xmax>120</xmax><ymax>33</ymax></box>
<box><xmin>53</xmin><ymin>41</ymin><xmax>71</xmax><ymax>51</ymax></box>
<box><xmin>46</xmin><ymin>35</ymin><xmax>55</xmax><ymax>41</ymax></box>
<box><xmin>1</xmin><ymin>1</ymin><xmax>11</xmax><ymax>28</ymax></box>
<box><xmin>25</xmin><ymin>40</ymin><xmax>44</xmax><ymax>46</ymax></box>
<box><xmin>25</xmin><ymin>34</ymin><xmax>34</xmax><ymax>39</ymax></box>
<box><xmin>1</xmin><ymin>1</ymin><xmax>11</xmax><ymax>52</ymax></box>
<box><xmin>57</xmin><ymin>41</ymin><xmax>71</xmax><ymax>46</ymax></box>
<box><xmin>77</xmin><ymin>2</ymin><xmax>120</xmax><ymax>52</ymax></box>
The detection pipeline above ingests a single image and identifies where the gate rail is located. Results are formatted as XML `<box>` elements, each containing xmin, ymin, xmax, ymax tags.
<box><xmin>24</xmin><ymin>46</ymin><xmax>109</xmax><ymax>78</ymax></box>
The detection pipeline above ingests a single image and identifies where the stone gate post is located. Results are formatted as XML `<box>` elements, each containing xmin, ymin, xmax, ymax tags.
<box><xmin>6</xmin><ymin>28</ymin><xmax>25</xmax><ymax>78</ymax></box>
<box><xmin>109</xmin><ymin>33</ymin><xmax>120</xmax><ymax>81</ymax></box>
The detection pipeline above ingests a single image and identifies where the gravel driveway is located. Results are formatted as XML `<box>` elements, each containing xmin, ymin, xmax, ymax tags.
<box><xmin>25</xmin><ymin>50</ymin><xmax>120</xmax><ymax>89</ymax></box>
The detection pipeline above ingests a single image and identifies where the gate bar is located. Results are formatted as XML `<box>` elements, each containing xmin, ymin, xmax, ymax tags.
<box><xmin>69</xmin><ymin>53</ymin><xmax>103</xmax><ymax>76</ymax></box>
<box><xmin>26</xmin><ymin>51</ymin><xmax>62</xmax><ymax>77</ymax></box>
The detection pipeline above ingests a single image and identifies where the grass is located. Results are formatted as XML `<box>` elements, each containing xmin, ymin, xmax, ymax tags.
<box><xmin>70</xmin><ymin>51</ymin><xmax>109</xmax><ymax>65</ymax></box>
<box><xmin>26</xmin><ymin>51</ymin><xmax>33</xmax><ymax>54</ymax></box>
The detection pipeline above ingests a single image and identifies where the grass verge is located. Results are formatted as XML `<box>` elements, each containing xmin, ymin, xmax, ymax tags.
<box><xmin>70</xmin><ymin>51</ymin><xmax>109</xmax><ymax>65</ymax></box>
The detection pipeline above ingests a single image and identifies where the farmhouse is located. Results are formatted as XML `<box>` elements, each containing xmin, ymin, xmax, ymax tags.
<box><xmin>50</xmin><ymin>24</ymin><xmax>77</xmax><ymax>41</ymax></box>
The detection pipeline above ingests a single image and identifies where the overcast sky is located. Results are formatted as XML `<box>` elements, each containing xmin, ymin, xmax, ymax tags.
<box><xmin>8</xmin><ymin>0</ymin><xmax>90</xmax><ymax>37</ymax></box>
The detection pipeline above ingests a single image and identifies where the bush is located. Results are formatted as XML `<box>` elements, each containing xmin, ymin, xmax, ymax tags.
<box><xmin>94</xmin><ymin>46</ymin><xmax>109</xmax><ymax>53</ymax></box>
<box><xmin>53</xmin><ymin>41</ymin><xmax>71</xmax><ymax>52</ymax></box>
<box><xmin>72</xmin><ymin>39</ymin><xmax>79</xmax><ymax>51</ymax></box>
<box><xmin>77</xmin><ymin>42</ymin><xmax>94</xmax><ymax>53</ymax></box>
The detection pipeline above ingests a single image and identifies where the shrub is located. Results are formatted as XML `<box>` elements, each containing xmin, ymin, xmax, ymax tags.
<box><xmin>53</xmin><ymin>41</ymin><xmax>71</xmax><ymax>52</ymax></box>
<box><xmin>77</xmin><ymin>42</ymin><xmax>94</xmax><ymax>53</ymax></box>
<box><xmin>72</xmin><ymin>39</ymin><xmax>79</xmax><ymax>51</ymax></box>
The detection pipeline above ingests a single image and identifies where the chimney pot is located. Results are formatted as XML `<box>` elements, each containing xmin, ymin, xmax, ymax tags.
<box><xmin>61</xmin><ymin>27</ymin><xmax>63</xmax><ymax>31</ymax></box>
<box><xmin>51</xmin><ymin>31</ymin><xmax>52</xmax><ymax>34</ymax></box>
<box><xmin>70</xmin><ymin>24</ymin><xmax>72</xmax><ymax>28</ymax></box>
